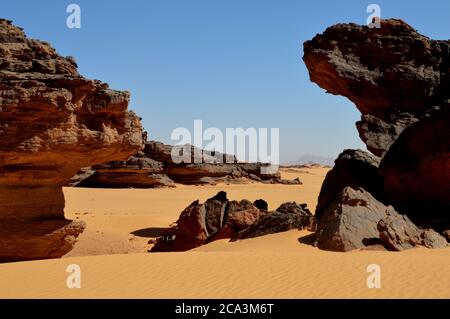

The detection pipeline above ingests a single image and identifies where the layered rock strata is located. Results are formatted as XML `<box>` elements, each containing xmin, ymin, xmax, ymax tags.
<box><xmin>0</xmin><ymin>19</ymin><xmax>143</xmax><ymax>261</ymax></box>
<box><xmin>71</xmin><ymin>141</ymin><xmax>300</xmax><ymax>187</ymax></box>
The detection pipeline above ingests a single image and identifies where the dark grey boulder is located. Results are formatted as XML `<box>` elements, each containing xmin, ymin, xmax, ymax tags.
<box><xmin>315</xmin><ymin>149</ymin><xmax>384</xmax><ymax>222</ymax></box>
<box><xmin>316</xmin><ymin>187</ymin><xmax>395</xmax><ymax>252</ymax></box>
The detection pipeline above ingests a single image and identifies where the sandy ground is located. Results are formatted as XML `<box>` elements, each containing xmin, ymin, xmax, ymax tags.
<box><xmin>1</xmin><ymin>167</ymin><xmax>450</xmax><ymax>299</ymax></box>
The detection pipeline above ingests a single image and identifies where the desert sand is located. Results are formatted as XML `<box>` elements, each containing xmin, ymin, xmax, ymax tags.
<box><xmin>1</xmin><ymin>167</ymin><xmax>449</xmax><ymax>299</ymax></box>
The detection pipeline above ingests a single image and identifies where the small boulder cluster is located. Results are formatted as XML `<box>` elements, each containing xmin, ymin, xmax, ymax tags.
<box><xmin>150</xmin><ymin>191</ymin><xmax>315</xmax><ymax>252</ymax></box>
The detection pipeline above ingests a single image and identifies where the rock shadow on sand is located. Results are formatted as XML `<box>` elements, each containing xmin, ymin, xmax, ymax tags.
<box><xmin>131</xmin><ymin>227</ymin><xmax>169</xmax><ymax>238</ymax></box>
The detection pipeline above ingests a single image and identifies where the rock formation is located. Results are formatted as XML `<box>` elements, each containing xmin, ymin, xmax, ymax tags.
<box><xmin>378</xmin><ymin>213</ymin><xmax>447</xmax><ymax>251</ymax></box>
<box><xmin>0</xmin><ymin>19</ymin><xmax>143</xmax><ymax>261</ymax></box>
<box><xmin>232</xmin><ymin>202</ymin><xmax>315</xmax><ymax>241</ymax></box>
<box><xmin>316</xmin><ymin>187</ymin><xmax>447</xmax><ymax>252</ymax></box>
<box><xmin>316</xmin><ymin>187</ymin><xmax>394</xmax><ymax>252</ymax></box>
<box><xmin>315</xmin><ymin>149</ymin><xmax>384</xmax><ymax>222</ymax></box>
<box><xmin>70</xmin><ymin>140</ymin><xmax>301</xmax><ymax>187</ymax></box>
<box><xmin>304</xmin><ymin>19</ymin><xmax>449</xmax><ymax>157</ymax></box>
<box><xmin>73</xmin><ymin>150</ymin><xmax>176</xmax><ymax>188</ymax></box>
<box><xmin>150</xmin><ymin>192</ymin><xmax>315</xmax><ymax>252</ymax></box>
<box><xmin>379</xmin><ymin>107</ymin><xmax>450</xmax><ymax>221</ymax></box>
<box><xmin>304</xmin><ymin>19</ymin><xmax>449</xmax><ymax>251</ymax></box>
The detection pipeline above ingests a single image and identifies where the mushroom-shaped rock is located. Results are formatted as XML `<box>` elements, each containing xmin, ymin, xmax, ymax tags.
<box><xmin>303</xmin><ymin>19</ymin><xmax>450</xmax><ymax>156</ymax></box>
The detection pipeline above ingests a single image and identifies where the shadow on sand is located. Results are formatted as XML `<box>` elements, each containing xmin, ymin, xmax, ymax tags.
<box><xmin>131</xmin><ymin>227</ymin><xmax>169</xmax><ymax>238</ymax></box>
<box><xmin>297</xmin><ymin>233</ymin><xmax>316</xmax><ymax>246</ymax></box>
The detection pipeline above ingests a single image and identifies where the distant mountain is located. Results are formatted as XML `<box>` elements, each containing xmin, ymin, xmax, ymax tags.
<box><xmin>287</xmin><ymin>154</ymin><xmax>335</xmax><ymax>167</ymax></box>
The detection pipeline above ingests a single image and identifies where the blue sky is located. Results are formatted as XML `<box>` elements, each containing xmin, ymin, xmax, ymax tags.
<box><xmin>2</xmin><ymin>0</ymin><xmax>449</xmax><ymax>162</ymax></box>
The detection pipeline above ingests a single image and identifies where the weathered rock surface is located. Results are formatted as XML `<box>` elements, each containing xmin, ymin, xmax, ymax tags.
<box><xmin>305</xmin><ymin>19</ymin><xmax>450</xmax><ymax>251</ymax></box>
<box><xmin>74</xmin><ymin>151</ymin><xmax>175</xmax><ymax>188</ymax></box>
<box><xmin>316</xmin><ymin>186</ymin><xmax>447</xmax><ymax>252</ymax></box>
<box><xmin>315</xmin><ymin>187</ymin><xmax>394</xmax><ymax>252</ymax></box>
<box><xmin>73</xmin><ymin>140</ymin><xmax>299</xmax><ymax>187</ymax></box>
<box><xmin>233</xmin><ymin>202</ymin><xmax>315</xmax><ymax>241</ymax></box>
<box><xmin>151</xmin><ymin>192</ymin><xmax>314</xmax><ymax>252</ymax></box>
<box><xmin>170</xmin><ymin>200</ymin><xmax>209</xmax><ymax>251</ymax></box>
<box><xmin>226</xmin><ymin>209</ymin><xmax>268</xmax><ymax>231</ymax></box>
<box><xmin>355</xmin><ymin>113</ymin><xmax>418</xmax><ymax>157</ymax></box>
<box><xmin>442</xmin><ymin>230</ymin><xmax>450</xmax><ymax>243</ymax></box>
<box><xmin>379</xmin><ymin>107</ymin><xmax>450</xmax><ymax>218</ymax></box>
<box><xmin>151</xmin><ymin>192</ymin><xmax>261</xmax><ymax>252</ymax></box>
<box><xmin>315</xmin><ymin>149</ymin><xmax>384</xmax><ymax>222</ymax></box>
<box><xmin>378</xmin><ymin>214</ymin><xmax>447</xmax><ymax>251</ymax></box>
<box><xmin>253</xmin><ymin>199</ymin><xmax>269</xmax><ymax>211</ymax></box>
<box><xmin>0</xmin><ymin>19</ymin><xmax>143</xmax><ymax>261</ymax></box>
<box><xmin>65</xmin><ymin>167</ymin><xmax>96</xmax><ymax>187</ymax></box>
<box><xmin>304</xmin><ymin>19</ymin><xmax>450</xmax><ymax>156</ymax></box>
<box><xmin>145</xmin><ymin>141</ymin><xmax>286</xmax><ymax>185</ymax></box>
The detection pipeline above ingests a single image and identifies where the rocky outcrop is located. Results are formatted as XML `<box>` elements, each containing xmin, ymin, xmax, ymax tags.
<box><xmin>232</xmin><ymin>202</ymin><xmax>315</xmax><ymax>241</ymax></box>
<box><xmin>73</xmin><ymin>151</ymin><xmax>175</xmax><ymax>188</ymax></box>
<box><xmin>378</xmin><ymin>214</ymin><xmax>447</xmax><ymax>251</ymax></box>
<box><xmin>213</xmin><ymin>198</ymin><xmax>268</xmax><ymax>241</ymax></box>
<box><xmin>315</xmin><ymin>149</ymin><xmax>384</xmax><ymax>222</ymax></box>
<box><xmin>304</xmin><ymin>19</ymin><xmax>450</xmax><ymax>157</ymax></box>
<box><xmin>151</xmin><ymin>192</ymin><xmax>260</xmax><ymax>252</ymax></box>
<box><xmin>315</xmin><ymin>186</ymin><xmax>447</xmax><ymax>252</ymax></box>
<box><xmin>0</xmin><ymin>19</ymin><xmax>143</xmax><ymax>261</ymax></box>
<box><xmin>135</xmin><ymin>141</ymin><xmax>290</xmax><ymax>185</ymax></box>
<box><xmin>72</xmin><ymin>140</ymin><xmax>300</xmax><ymax>187</ymax></box>
<box><xmin>304</xmin><ymin>19</ymin><xmax>450</xmax><ymax>251</ymax></box>
<box><xmin>355</xmin><ymin>113</ymin><xmax>418</xmax><ymax>158</ymax></box>
<box><xmin>315</xmin><ymin>187</ymin><xmax>394</xmax><ymax>252</ymax></box>
<box><xmin>379</xmin><ymin>107</ymin><xmax>450</xmax><ymax>220</ymax></box>
<box><xmin>65</xmin><ymin>167</ymin><xmax>96</xmax><ymax>187</ymax></box>
<box><xmin>150</xmin><ymin>192</ymin><xmax>315</xmax><ymax>252</ymax></box>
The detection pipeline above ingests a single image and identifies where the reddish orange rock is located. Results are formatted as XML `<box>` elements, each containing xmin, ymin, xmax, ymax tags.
<box><xmin>0</xmin><ymin>19</ymin><xmax>144</xmax><ymax>262</ymax></box>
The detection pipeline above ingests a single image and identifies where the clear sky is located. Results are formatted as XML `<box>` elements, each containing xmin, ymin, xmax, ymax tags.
<box><xmin>2</xmin><ymin>0</ymin><xmax>450</xmax><ymax>162</ymax></box>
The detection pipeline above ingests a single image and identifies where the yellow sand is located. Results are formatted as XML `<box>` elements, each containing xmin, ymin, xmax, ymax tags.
<box><xmin>1</xmin><ymin>167</ymin><xmax>449</xmax><ymax>299</ymax></box>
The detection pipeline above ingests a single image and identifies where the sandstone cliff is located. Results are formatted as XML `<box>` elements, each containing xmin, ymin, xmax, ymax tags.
<box><xmin>0</xmin><ymin>19</ymin><xmax>144</xmax><ymax>261</ymax></box>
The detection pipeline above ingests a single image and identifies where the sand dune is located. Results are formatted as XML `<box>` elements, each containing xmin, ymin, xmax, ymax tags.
<box><xmin>2</xmin><ymin>233</ymin><xmax>450</xmax><ymax>299</ymax></box>
<box><xmin>1</xmin><ymin>167</ymin><xmax>449</xmax><ymax>299</ymax></box>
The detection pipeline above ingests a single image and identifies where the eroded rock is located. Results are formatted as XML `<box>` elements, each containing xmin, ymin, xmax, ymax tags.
<box><xmin>74</xmin><ymin>151</ymin><xmax>175</xmax><ymax>188</ymax></box>
<box><xmin>73</xmin><ymin>140</ymin><xmax>299</xmax><ymax>187</ymax></box>
<box><xmin>0</xmin><ymin>19</ymin><xmax>143</xmax><ymax>261</ymax></box>
<box><xmin>232</xmin><ymin>202</ymin><xmax>315</xmax><ymax>241</ymax></box>
<box><xmin>305</xmin><ymin>19</ymin><xmax>450</xmax><ymax>251</ymax></box>
<box><xmin>315</xmin><ymin>187</ymin><xmax>393</xmax><ymax>252</ymax></box>
<box><xmin>315</xmin><ymin>186</ymin><xmax>447</xmax><ymax>252</ymax></box>
<box><xmin>379</xmin><ymin>107</ymin><xmax>450</xmax><ymax>218</ymax></box>
<box><xmin>151</xmin><ymin>192</ymin><xmax>314</xmax><ymax>251</ymax></box>
<box><xmin>315</xmin><ymin>149</ymin><xmax>384</xmax><ymax>222</ymax></box>
<box><xmin>378</xmin><ymin>214</ymin><xmax>447</xmax><ymax>251</ymax></box>
<box><xmin>303</xmin><ymin>19</ymin><xmax>450</xmax><ymax>156</ymax></box>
